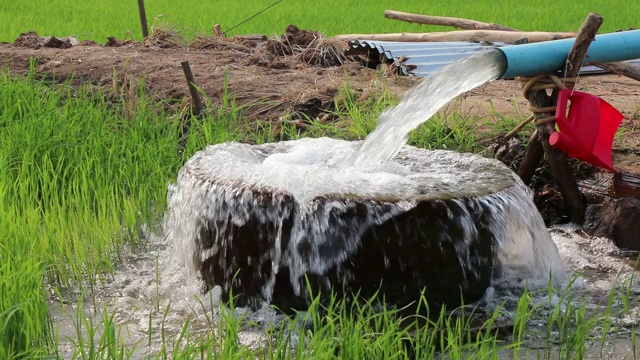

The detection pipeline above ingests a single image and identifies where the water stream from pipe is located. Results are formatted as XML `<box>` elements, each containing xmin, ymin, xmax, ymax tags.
<box><xmin>348</xmin><ymin>50</ymin><xmax>507</xmax><ymax>169</ymax></box>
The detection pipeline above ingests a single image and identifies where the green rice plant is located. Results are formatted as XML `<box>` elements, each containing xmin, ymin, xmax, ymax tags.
<box><xmin>511</xmin><ymin>287</ymin><xmax>533</xmax><ymax>359</ymax></box>
<box><xmin>480</xmin><ymin>99</ymin><xmax>534</xmax><ymax>138</ymax></box>
<box><xmin>632</xmin><ymin>326</ymin><xmax>637</xmax><ymax>359</ymax></box>
<box><xmin>0</xmin><ymin>156</ymin><xmax>55</xmax><ymax>358</ymax></box>
<box><xmin>40</xmin><ymin>254</ymin><xmax>640</xmax><ymax>360</ymax></box>
<box><xmin>2</xmin><ymin>0</ymin><xmax>639</xmax><ymax>43</ymax></box>
<box><xmin>0</xmin><ymin>67</ymin><xmax>278</xmax><ymax>357</ymax></box>
<box><xmin>302</xmin><ymin>77</ymin><xmax>484</xmax><ymax>152</ymax></box>
<box><xmin>408</xmin><ymin>114</ymin><xmax>481</xmax><ymax>153</ymax></box>
<box><xmin>65</xmin><ymin>297</ymin><xmax>137</xmax><ymax>360</ymax></box>
<box><xmin>332</xmin><ymin>79</ymin><xmax>396</xmax><ymax>140</ymax></box>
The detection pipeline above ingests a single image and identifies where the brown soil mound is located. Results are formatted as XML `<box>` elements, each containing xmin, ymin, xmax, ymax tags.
<box><xmin>3</xmin><ymin>28</ymin><xmax>637</xmax><ymax>127</ymax></box>
<box><xmin>2</xmin><ymin>27</ymin><xmax>406</xmax><ymax>122</ymax></box>
<box><xmin>13</xmin><ymin>31</ymin><xmax>85</xmax><ymax>49</ymax></box>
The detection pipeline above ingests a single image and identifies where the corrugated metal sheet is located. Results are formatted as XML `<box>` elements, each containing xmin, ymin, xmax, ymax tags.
<box><xmin>345</xmin><ymin>39</ymin><xmax>640</xmax><ymax>77</ymax></box>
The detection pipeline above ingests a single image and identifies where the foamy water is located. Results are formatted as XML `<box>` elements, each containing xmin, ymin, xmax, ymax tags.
<box><xmin>51</xmin><ymin>226</ymin><xmax>275</xmax><ymax>358</ymax></box>
<box><xmin>164</xmin><ymin>137</ymin><xmax>567</xmax><ymax>304</ymax></box>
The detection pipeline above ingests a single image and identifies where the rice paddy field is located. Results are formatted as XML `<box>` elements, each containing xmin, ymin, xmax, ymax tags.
<box><xmin>1</xmin><ymin>0</ymin><xmax>639</xmax><ymax>42</ymax></box>
<box><xmin>2</xmin><ymin>1</ymin><xmax>640</xmax><ymax>359</ymax></box>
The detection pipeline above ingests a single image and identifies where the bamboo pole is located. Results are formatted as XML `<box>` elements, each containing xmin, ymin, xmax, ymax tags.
<box><xmin>334</xmin><ymin>30</ymin><xmax>577</xmax><ymax>44</ymax></box>
<box><xmin>384</xmin><ymin>10</ymin><xmax>518</xmax><ymax>31</ymax></box>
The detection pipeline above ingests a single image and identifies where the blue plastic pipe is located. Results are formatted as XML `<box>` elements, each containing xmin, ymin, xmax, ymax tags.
<box><xmin>497</xmin><ymin>29</ymin><xmax>640</xmax><ymax>79</ymax></box>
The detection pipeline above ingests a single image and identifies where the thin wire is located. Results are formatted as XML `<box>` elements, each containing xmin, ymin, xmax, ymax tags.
<box><xmin>562</xmin><ymin>57</ymin><xmax>570</xmax><ymax>89</ymax></box>
<box><xmin>223</xmin><ymin>0</ymin><xmax>285</xmax><ymax>35</ymax></box>
<box><xmin>572</xmin><ymin>60</ymin><xmax>584</xmax><ymax>96</ymax></box>
<box><xmin>563</xmin><ymin>54</ymin><xmax>584</xmax><ymax>96</ymax></box>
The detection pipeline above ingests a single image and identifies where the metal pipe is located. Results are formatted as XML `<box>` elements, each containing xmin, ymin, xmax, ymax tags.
<box><xmin>496</xmin><ymin>29</ymin><xmax>640</xmax><ymax>79</ymax></box>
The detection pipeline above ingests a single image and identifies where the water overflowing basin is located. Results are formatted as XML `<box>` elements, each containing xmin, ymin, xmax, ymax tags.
<box><xmin>165</xmin><ymin>137</ymin><xmax>567</xmax><ymax>312</ymax></box>
<box><xmin>163</xmin><ymin>49</ymin><xmax>573</xmax><ymax>314</ymax></box>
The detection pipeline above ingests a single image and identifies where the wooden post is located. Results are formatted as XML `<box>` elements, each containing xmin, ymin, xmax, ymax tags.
<box><xmin>517</xmin><ymin>13</ymin><xmax>603</xmax><ymax>224</ymax></box>
<box><xmin>137</xmin><ymin>0</ymin><xmax>149</xmax><ymax>38</ymax></box>
<box><xmin>213</xmin><ymin>24</ymin><xmax>222</xmax><ymax>37</ymax></box>
<box><xmin>517</xmin><ymin>130</ymin><xmax>544</xmax><ymax>184</ymax></box>
<box><xmin>180</xmin><ymin>61</ymin><xmax>204</xmax><ymax>117</ymax></box>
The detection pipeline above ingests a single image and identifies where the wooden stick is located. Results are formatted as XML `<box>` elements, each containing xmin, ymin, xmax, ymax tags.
<box><xmin>180</xmin><ymin>61</ymin><xmax>204</xmax><ymax>117</ymax></box>
<box><xmin>590</xmin><ymin>61</ymin><xmax>640</xmax><ymax>82</ymax></box>
<box><xmin>334</xmin><ymin>30</ymin><xmax>577</xmax><ymax>44</ymax></box>
<box><xmin>563</xmin><ymin>14</ymin><xmax>603</xmax><ymax>78</ymax></box>
<box><xmin>520</xmin><ymin>13</ymin><xmax>602</xmax><ymax>224</ymax></box>
<box><xmin>137</xmin><ymin>0</ymin><xmax>149</xmax><ymax>38</ymax></box>
<box><xmin>504</xmin><ymin>114</ymin><xmax>534</xmax><ymax>139</ymax></box>
<box><xmin>517</xmin><ymin>130</ymin><xmax>544</xmax><ymax>184</ymax></box>
<box><xmin>213</xmin><ymin>24</ymin><xmax>222</xmax><ymax>37</ymax></box>
<box><xmin>384</xmin><ymin>10</ymin><xmax>518</xmax><ymax>31</ymax></box>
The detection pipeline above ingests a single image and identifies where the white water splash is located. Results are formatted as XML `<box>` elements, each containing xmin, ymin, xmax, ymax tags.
<box><xmin>349</xmin><ymin>50</ymin><xmax>506</xmax><ymax>169</ymax></box>
<box><xmin>165</xmin><ymin>137</ymin><xmax>567</xmax><ymax>302</ymax></box>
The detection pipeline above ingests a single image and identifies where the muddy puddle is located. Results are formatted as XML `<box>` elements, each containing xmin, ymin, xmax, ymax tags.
<box><xmin>49</xmin><ymin>223</ymin><xmax>640</xmax><ymax>359</ymax></box>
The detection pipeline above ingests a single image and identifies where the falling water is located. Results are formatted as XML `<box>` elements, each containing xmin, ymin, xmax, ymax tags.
<box><xmin>165</xmin><ymin>137</ymin><xmax>568</xmax><ymax>304</ymax></box>
<box><xmin>349</xmin><ymin>50</ymin><xmax>507</xmax><ymax>169</ymax></box>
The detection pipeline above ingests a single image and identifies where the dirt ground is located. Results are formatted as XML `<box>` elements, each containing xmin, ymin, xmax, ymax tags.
<box><xmin>1</xmin><ymin>31</ymin><xmax>638</xmax><ymax>139</ymax></box>
<box><xmin>1</xmin><ymin>29</ymin><xmax>423</xmax><ymax>121</ymax></box>
<box><xmin>1</xmin><ymin>29</ymin><xmax>639</xmax><ymax>223</ymax></box>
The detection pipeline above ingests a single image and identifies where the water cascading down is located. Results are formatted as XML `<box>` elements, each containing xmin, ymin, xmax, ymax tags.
<box><xmin>165</xmin><ymin>30</ymin><xmax>640</xmax><ymax>312</ymax></box>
